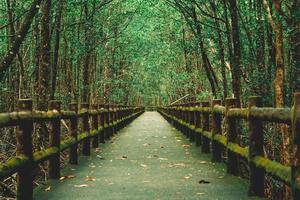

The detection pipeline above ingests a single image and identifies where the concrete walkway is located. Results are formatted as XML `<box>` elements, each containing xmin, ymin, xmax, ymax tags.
<box><xmin>34</xmin><ymin>112</ymin><xmax>262</xmax><ymax>200</ymax></box>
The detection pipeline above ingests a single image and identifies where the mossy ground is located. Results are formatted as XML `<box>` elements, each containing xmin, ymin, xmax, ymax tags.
<box><xmin>34</xmin><ymin>112</ymin><xmax>263</xmax><ymax>200</ymax></box>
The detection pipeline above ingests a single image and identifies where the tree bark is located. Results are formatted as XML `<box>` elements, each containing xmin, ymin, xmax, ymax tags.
<box><xmin>51</xmin><ymin>0</ymin><xmax>64</xmax><ymax>100</ymax></box>
<box><xmin>38</xmin><ymin>0</ymin><xmax>52</xmax><ymax>111</ymax></box>
<box><xmin>0</xmin><ymin>0</ymin><xmax>43</xmax><ymax>82</ymax></box>
<box><xmin>228</xmin><ymin>0</ymin><xmax>242</xmax><ymax>103</ymax></box>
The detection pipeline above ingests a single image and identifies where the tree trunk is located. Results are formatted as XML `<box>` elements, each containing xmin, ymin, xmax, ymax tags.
<box><xmin>210</xmin><ymin>0</ymin><xmax>228</xmax><ymax>99</ymax></box>
<box><xmin>228</xmin><ymin>0</ymin><xmax>242</xmax><ymax>103</ymax></box>
<box><xmin>0</xmin><ymin>0</ymin><xmax>43</xmax><ymax>82</ymax></box>
<box><xmin>38</xmin><ymin>0</ymin><xmax>52</xmax><ymax>110</ymax></box>
<box><xmin>51</xmin><ymin>0</ymin><xmax>64</xmax><ymax>100</ymax></box>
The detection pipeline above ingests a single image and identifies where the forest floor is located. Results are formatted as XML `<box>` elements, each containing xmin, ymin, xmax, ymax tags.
<box><xmin>34</xmin><ymin>112</ymin><xmax>263</xmax><ymax>200</ymax></box>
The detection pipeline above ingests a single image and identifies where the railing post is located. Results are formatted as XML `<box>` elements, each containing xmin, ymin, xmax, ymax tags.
<box><xmin>195</xmin><ymin>102</ymin><xmax>202</xmax><ymax>146</ymax></box>
<box><xmin>81</xmin><ymin>103</ymin><xmax>90</xmax><ymax>156</ymax></box>
<box><xmin>248</xmin><ymin>96</ymin><xmax>264</xmax><ymax>197</ymax></box>
<box><xmin>69</xmin><ymin>102</ymin><xmax>78</xmax><ymax>165</ymax></box>
<box><xmin>104</xmin><ymin>104</ymin><xmax>110</xmax><ymax>140</ymax></box>
<box><xmin>92</xmin><ymin>104</ymin><xmax>99</xmax><ymax>148</ymax></box>
<box><xmin>99</xmin><ymin>104</ymin><xmax>105</xmax><ymax>143</ymax></box>
<box><xmin>211</xmin><ymin>99</ymin><xmax>222</xmax><ymax>162</ymax></box>
<box><xmin>48</xmin><ymin>100</ymin><xmax>61</xmax><ymax>179</ymax></box>
<box><xmin>16</xmin><ymin>99</ymin><xmax>33</xmax><ymax>200</ymax></box>
<box><xmin>111</xmin><ymin>104</ymin><xmax>116</xmax><ymax>135</ymax></box>
<box><xmin>201</xmin><ymin>101</ymin><xmax>210</xmax><ymax>153</ymax></box>
<box><xmin>190</xmin><ymin>102</ymin><xmax>196</xmax><ymax>142</ymax></box>
<box><xmin>225</xmin><ymin>98</ymin><xmax>239</xmax><ymax>176</ymax></box>
<box><xmin>292</xmin><ymin>93</ymin><xmax>300</xmax><ymax>199</ymax></box>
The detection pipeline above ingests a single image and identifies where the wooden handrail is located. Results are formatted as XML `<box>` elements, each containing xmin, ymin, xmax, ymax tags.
<box><xmin>0</xmin><ymin>99</ymin><xmax>145</xmax><ymax>200</ymax></box>
<box><xmin>157</xmin><ymin>92</ymin><xmax>300</xmax><ymax>199</ymax></box>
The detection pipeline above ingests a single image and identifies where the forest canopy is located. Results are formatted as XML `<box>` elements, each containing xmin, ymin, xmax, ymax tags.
<box><xmin>0</xmin><ymin>0</ymin><xmax>299</xmax><ymax>110</ymax></box>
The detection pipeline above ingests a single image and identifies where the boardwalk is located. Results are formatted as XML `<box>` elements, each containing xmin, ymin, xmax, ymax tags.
<box><xmin>34</xmin><ymin>112</ymin><xmax>262</xmax><ymax>200</ymax></box>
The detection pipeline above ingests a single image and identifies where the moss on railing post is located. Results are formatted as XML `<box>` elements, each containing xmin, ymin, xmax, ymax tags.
<box><xmin>99</xmin><ymin>104</ymin><xmax>105</xmax><ymax>143</ymax></box>
<box><xmin>92</xmin><ymin>104</ymin><xmax>99</xmax><ymax>148</ymax></box>
<box><xmin>190</xmin><ymin>102</ymin><xmax>196</xmax><ymax>142</ymax></box>
<box><xmin>201</xmin><ymin>101</ymin><xmax>210</xmax><ymax>153</ymax></box>
<box><xmin>104</xmin><ymin>104</ymin><xmax>110</xmax><ymax>140</ymax></box>
<box><xmin>212</xmin><ymin>99</ymin><xmax>222</xmax><ymax>162</ymax></box>
<box><xmin>81</xmin><ymin>103</ymin><xmax>90</xmax><ymax>156</ymax></box>
<box><xmin>69</xmin><ymin>102</ymin><xmax>78</xmax><ymax>164</ymax></box>
<box><xmin>16</xmin><ymin>99</ymin><xmax>33</xmax><ymax>200</ymax></box>
<box><xmin>292</xmin><ymin>93</ymin><xmax>300</xmax><ymax>199</ymax></box>
<box><xmin>195</xmin><ymin>102</ymin><xmax>202</xmax><ymax>146</ymax></box>
<box><xmin>111</xmin><ymin>104</ymin><xmax>116</xmax><ymax>135</ymax></box>
<box><xmin>225</xmin><ymin>98</ymin><xmax>239</xmax><ymax>176</ymax></box>
<box><xmin>248</xmin><ymin>96</ymin><xmax>264</xmax><ymax>197</ymax></box>
<box><xmin>48</xmin><ymin>100</ymin><xmax>61</xmax><ymax>179</ymax></box>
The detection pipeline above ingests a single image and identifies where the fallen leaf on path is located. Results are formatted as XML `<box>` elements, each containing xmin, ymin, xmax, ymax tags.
<box><xmin>158</xmin><ymin>157</ymin><xmax>168</xmax><ymax>161</ymax></box>
<box><xmin>85</xmin><ymin>176</ymin><xmax>96</xmax><ymax>181</ymax></box>
<box><xmin>45</xmin><ymin>186</ymin><xmax>51</xmax><ymax>192</ymax></box>
<box><xmin>74</xmin><ymin>184</ymin><xmax>88</xmax><ymax>188</ymax></box>
<box><xmin>59</xmin><ymin>175</ymin><xmax>76</xmax><ymax>181</ymax></box>
<box><xmin>174</xmin><ymin>163</ymin><xmax>185</xmax><ymax>167</ymax></box>
<box><xmin>182</xmin><ymin>144</ymin><xmax>190</xmax><ymax>148</ymax></box>
<box><xmin>140</xmin><ymin>164</ymin><xmax>148</xmax><ymax>168</ymax></box>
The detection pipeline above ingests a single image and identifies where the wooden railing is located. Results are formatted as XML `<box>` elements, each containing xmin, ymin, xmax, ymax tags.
<box><xmin>158</xmin><ymin>93</ymin><xmax>300</xmax><ymax>199</ymax></box>
<box><xmin>0</xmin><ymin>99</ymin><xmax>144</xmax><ymax>200</ymax></box>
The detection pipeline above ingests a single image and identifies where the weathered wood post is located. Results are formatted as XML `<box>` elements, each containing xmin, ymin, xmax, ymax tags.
<box><xmin>248</xmin><ymin>96</ymin><xmax>264</xmax><ymax>197</ymax></box>
<box><xmin>201</xmin><ymin>101</ymin><xmax>210</xmax><ymax>153</ymax></box>
<box><xmin>190</xmin><ymin>102</ymin><xmax>196</xmax><ymax>142</ymax></box>
<box><xmin>292</xmin><ymin>93</ymin><xmax>300</xmax><ymax>199</ymax></box>
<box><xmin>195</xmin><ymin>102</ymin><xmax>202</xmax><ymax>146</ymax></box>
<box><xmin>48</xmin><ymin>100</ymin><xmax>61</xmax><ymax>179</ymax></box>
<box><xmin>81</xmin><ymin>103</ymin><xmax>90</xmax><ymax>156</ymax></box>
<box><xmin>92</xmin><ymin>104</ymin><xmax>99</xmax><ymax>148</ymax></box>
<box><xmin>225</xmin><ymin>98</ymin><xmax>239</xmax><ymax>175</ymax></box>
<box><xmin>99</xmin><ymin>104</ymin><xmax>105</xmax><ymax>143</ymax></box>
<box><xmin>105</xmin><ymin>104</ymin><xmax>111</xmax><ymax>140</ymax></box>
<box><xmin>16</xmin><ymin>99</ymin><xmax>33</xmax><ymax>200</ymax></box>
<box><xmin>111</xmin><ymin>104</ymin><xmax>116</xmax><ymax>135</ymax></box>
<box><xmin>187</xmin><ymin>102</ymin><xmax>192</xmax><ymax>139</ymax></box>
<box><xmin>211</xmin><ymin>99</ymin><xmax>222</xmax><ymax>162</ymax></box>
<box><xmin>69</xmin><ymin>102</ymin><xmax>78</xmax><ymax>164</ymax></box>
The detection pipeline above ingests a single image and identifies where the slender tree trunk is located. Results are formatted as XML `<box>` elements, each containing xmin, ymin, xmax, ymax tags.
<box><xmin>51</xmin><ymin>0</ymin><xmax>64</xmax><ymax>100</ymax></box>
<box><xmin>263</xmin><ymin>1</ymin><xmax>292</xmax><ymax>198</ymax></box>
<box><xmin>210</xmin><ymin>0</ymin><xmax>228</xmax><ymax>99</ymax></box>
<box><xmin>82</xmin><ymin>2</ymin><xmax>91</xmax><ymax>103</ymax></box>
<box><xmin>228</xmin><ymin>0</ymin><xmax>242</xmax><ymax>103</ymax></box>
<box><xmin>38</xmin><ymin>0</ymin><xmax>52</xmax><ymax>110</ymax></box>
<box><xmin>0</xmin><ymin>0</ymin><xmax>43</xmax><ymax>81</ymax></box>
<box><xmin>191</xmin><ymin>6</ymin><xmax>218</xmax><ymax>97</ymax></box>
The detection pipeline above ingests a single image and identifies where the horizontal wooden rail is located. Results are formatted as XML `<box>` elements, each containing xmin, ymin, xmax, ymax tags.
<box><xmin>157</xmin><ymin>93</ymin><xmax>300</xmax><ymax>199</ymax></box>
<box><xmin>0</xmin><ymin>99</ymin><xmax>145</xmax><ymax>200</ymax></box>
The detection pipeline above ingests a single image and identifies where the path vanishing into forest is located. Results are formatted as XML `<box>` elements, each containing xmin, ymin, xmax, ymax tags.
<box><xmin>34</xmin><ymin>112</ymin><xmax>262</xmax><ymax>200</ymax></box>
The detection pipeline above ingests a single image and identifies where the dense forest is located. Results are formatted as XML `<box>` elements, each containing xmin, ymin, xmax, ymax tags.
<box><xmin>0</xmin><ymin>0</ymin><xmax>299</xmax><ymax>199</ymax></box>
